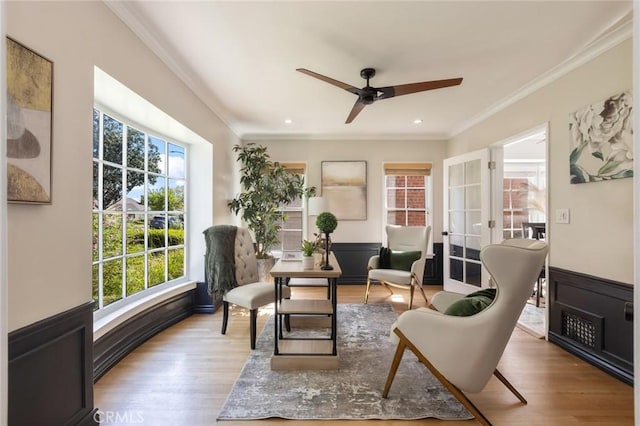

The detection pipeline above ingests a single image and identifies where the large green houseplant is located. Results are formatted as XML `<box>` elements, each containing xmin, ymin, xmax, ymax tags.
<box><xmin>228</xmin><ymin>143</ymin><xmax>315</xmax><ymax>259</ymax></box>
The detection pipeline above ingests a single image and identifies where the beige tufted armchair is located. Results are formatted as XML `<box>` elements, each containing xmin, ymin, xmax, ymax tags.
<box><xmin>213</xmin><ymin>227</ymin><xmax>291</xmax><ymax>349</ymax></box>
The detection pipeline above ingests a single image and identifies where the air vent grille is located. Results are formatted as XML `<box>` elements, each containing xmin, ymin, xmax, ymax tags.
<box><xmin>561</xmin><ymin>311</ymin><xmax>596</xmax><ymax>348</ymax></box>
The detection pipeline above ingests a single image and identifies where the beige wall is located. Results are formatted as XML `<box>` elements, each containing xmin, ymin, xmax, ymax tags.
<box><xmin>448</xmin><ymin>39</ymin><xmax>633</xmax><ymax>284</ymax></box>
<box><xmin>255</xmin><ymin>139</ymin><xmax>447</xmax><ymax>245</ymax></box>
<box><xmin>6</xmin><ymin>1</ymin><xmax>238</xmax><ymax>331</ymax></box>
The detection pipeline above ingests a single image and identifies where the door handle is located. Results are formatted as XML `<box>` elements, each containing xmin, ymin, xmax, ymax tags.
<box><xmin>442</xmin><ymin>231</ymin><xmax>449</xmax><ymax>236</ymax></box>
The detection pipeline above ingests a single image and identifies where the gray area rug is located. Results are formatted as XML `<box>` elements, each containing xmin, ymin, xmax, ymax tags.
<box><xmin>218</xmin><ymin>303</ymin><xmax>472</xmax><ymax>420</ymax></box>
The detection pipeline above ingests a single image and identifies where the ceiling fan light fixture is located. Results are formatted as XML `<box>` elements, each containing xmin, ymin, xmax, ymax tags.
<box><xmin>296</xmin><ymin>67</ymin><xmax>463</xmax><ymax>124</ymax></box>
<box><xmin>413</xmin><ymin>119</ymin><xmax>423</xmax><ymax>124</ymax></box>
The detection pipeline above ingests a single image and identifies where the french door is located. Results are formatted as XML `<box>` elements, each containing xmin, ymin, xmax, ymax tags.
<box><xmin>442</xmin><ymin>149</ymin><xmax>492</xmax><ymax>294</ymax></box>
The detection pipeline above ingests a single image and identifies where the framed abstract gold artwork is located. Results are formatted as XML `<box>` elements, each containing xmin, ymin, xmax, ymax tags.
<box><xmin>321</xmin><ymin>161</ymin><xmax>367</xmax><ymax>220</ymax></box>
<box><xmin>6</xmin><ymin>37</ymin><xmax>53</xmax><ymax>203</ymax></box>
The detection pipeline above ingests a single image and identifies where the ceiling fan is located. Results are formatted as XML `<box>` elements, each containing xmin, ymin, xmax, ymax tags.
<box><xmin>296</xmin><ymin>67</ymin><xmax>463</xmax><ymax>124</ymax></box>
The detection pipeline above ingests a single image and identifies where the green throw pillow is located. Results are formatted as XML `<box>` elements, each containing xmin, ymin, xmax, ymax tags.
<box><xmin>389</xmin><ymin>250</ymin><xmax>421</xmax><ymax>271</ymax></box>
<box><xmin>443</xmin><ymin>288</ymin><xmax>497</xmax><ymax>317</ymax></box>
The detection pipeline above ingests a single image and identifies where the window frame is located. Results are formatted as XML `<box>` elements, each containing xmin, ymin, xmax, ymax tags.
<box><xmin>92</xmin><ymin>106</ymin><xmax>189</xmax><ymax>316</ymax></box>
<box><xmin>382</xmin><ymin>163</ymin><xmax>433</xmax><ymax>254</ymax></box>
<box><xmin>271</xmin><ymin>163</ymin><xmax>309</xmax><ymax>256</ymax></box>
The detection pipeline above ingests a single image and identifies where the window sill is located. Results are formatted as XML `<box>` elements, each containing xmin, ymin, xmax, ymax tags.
<box><xmin>93</xmin><ymin>281</ymin><xmax>196</xmax><ymax>341</ymax></box>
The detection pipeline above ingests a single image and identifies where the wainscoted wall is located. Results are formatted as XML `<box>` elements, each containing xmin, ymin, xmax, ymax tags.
<box><xmin>93</xmin><ymin>292</ymin><xmax>194</xmax><ymax>380</ymax></box>
<box><xmin>548</xmin><ymin>267</ymin><xmax>633</xmax><ymax>385</ymax></box>
<box><xmin>8</xmin><ymin>302</ymin><xmax>98</xmax><ymax>425</ymax></box>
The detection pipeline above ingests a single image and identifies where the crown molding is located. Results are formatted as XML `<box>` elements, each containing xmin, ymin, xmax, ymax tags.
<box><xmin>449</xmin><ymin>13</ymin><xmax>633</xmax><ymax>139</ymax></box>
<box><xmin>103</xmin><ymin>1</ymin><xmax>241</xmax><ymax>140</ymax></box>
<box><xmin>241</xmin><ymin>132</ymin><xmax>448</xmax><ymax>142</ymax></box>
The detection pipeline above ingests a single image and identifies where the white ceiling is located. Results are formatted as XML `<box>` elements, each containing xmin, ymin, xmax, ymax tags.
<box><xmin>108</xmin><ymin>1</ymin><xmax>633</xmax><ymax>141</ymax></box>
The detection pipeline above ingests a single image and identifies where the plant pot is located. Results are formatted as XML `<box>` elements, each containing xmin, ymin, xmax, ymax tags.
<box><xmin>257</xmin><ymin>257</ymin><xmax>275</xmax><ymax>283</ymax></box>
<box><xmin>302</xmin><ymin>255</ymin><xmax>314</xmax><ymax>270</ymax></box>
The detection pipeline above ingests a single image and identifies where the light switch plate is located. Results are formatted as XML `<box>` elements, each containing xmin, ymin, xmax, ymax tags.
<box><xmin>555</xmin><ymin>208</ymin><xmax>570</xmax><ymax>224</ymax></box>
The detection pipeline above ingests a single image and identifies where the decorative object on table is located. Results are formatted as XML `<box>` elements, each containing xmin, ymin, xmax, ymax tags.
<box><xmin>217</xmin><ymin>303</ymin><xmax>472</xmax><ymax>421</ymax></box>
<box><xmin>308</xmin><ymin>196</ymin><xmax>331</xmax><ymax>259</ymax></box>
<box><xmin>321</xmin><ymin>161</ymin><xmax>367</xmax><ymax>220</ymax></box>
<box><xmin>6</xmin><ymin>37</ymin><xmax>53</xmax><ymax>204</ymax></box>
<box><xmin>228</xmin><ymin>143</ymin><xmax>316</xmax><ymax>259</ymax></box>
<box><xmin>569</xmin><ymin>90</ymin><xmax>633</xmax><ymax>184</ymax></box>
<box><xmin>301</xmin><ymin>239</ymin><xmax>317</xmax><ymax>269</ymax></box>
<box><xmin>315</xmin><ymin>211</ymin><xmax>338</xmax><ymax>270</ymax></box>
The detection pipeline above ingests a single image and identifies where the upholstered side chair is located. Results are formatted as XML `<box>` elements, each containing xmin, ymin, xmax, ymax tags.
<box><xmin>365</xmin><ymin>225</ymin><xmax>431</xmax><ymax>309</ymax></box>
<box><xmin>204</xmin><ymin>226</ymin><xmax>290</xmax><ymax>349</ymax></box>
<box><xmin>383</xmin><ymin>238</ymin><xmax>548</xmax><ymax>426</ymax></box>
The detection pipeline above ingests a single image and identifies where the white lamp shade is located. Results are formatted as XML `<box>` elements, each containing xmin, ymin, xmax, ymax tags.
<box><xmin>308</xmin><ymin>197</ymin><xmax>329</xmax><ymax>216</ymax></box>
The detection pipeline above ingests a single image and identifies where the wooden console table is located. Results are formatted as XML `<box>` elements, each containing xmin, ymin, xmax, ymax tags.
<box><xmin>270</xmin><ymin>252</ymin><xmax>342</xmax><ymax>370</ymax></box>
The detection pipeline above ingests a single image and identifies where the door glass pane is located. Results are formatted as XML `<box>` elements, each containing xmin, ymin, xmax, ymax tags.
<box><xmin>449</xmin><ymin>212</ymin><xmax>465</xmax><ymax>234</ymax></box>
<box><xmin>465</xmin><ymin>211</ymin><xmax>482</xmax><ymax>236</ymax></box>
<box><xmin>466</xmin><ymin>236</ymin><xmax>481</xmax><ymax>261</ymax></box>
<box><xmin>465</xmin><ymin>184</ymin><xmax>481</xmax><ymax>209</ymax></box>
<box><xmin>465</xmin><ymin>262</ymin><xmax>482</xmax><ymax>287</ymax></box>
<box><xmin>449</xmin><ymin>187</ymin><xmax>464</xmax><ymax>210</ymax></box>
<box><xmin>449</xmin><ymin>163</ymin><xmax>463</xmax><ymax>187</ymax></box>
<box><xmin>465</xmin><ymin>159</ymin><xmax>481</xmax><ymax>184</ymax></box>
<box><xmin>449</xmin><ymin>235</ymin><xmax>464</xmax><ymax>257</ymax></box>
<box><xmin>450</xmin><ymin>259</ymin><xmax>463</xmax><ymax>281</ymax></box>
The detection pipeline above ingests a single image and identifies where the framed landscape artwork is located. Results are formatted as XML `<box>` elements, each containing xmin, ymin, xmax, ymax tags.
<box><xmin>569</xmin><ymin>91</ymin><xmax>633</xmax><ymax>184</ymax></box>
<box><xmin>321</xmin><ymin>161</ymin><xmax>367</xmax><ymax>220</ymax></box>
<box><xmin>6</xmin><ymin>37</ymin><xmax>53</xmax><ymax>203</ymax></box>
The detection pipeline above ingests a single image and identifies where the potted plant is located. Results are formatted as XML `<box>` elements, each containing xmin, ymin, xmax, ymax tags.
<box><xmin>315</xmin><ymin>212</ymin><xmax>338</xmax><ymax>270</ymax></box>
<box><xmin>301</xmin><ymin>240</ymin><xmax>317</xmax><ymax>269</ymax></box>
<box><xmin>228</xmin><ymin>143</ymin><xmax>316</xmax><ymax>265</ymax></box>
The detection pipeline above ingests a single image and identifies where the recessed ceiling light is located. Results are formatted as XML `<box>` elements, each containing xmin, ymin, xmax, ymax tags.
<box><xmin>413</xmin><ymin>119</ymin><xmax>423</xmax><ymax>124</ymax></box>
<box><xmin>284</xmin><ymin>118</ymin><xmax>293</xmax><ymax>124</ymax></box>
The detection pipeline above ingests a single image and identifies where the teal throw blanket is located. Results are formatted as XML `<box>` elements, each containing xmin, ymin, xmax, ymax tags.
<box><xmin>203</xmin><ymin>225</ymin><xmax>238</xmax><ymax>299</ymax></box>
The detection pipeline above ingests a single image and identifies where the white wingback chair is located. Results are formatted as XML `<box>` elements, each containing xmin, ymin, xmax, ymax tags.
<box><xmin>220</xmin><ymin>227</ymin><xmax>291</xmax><ymax>349</ymax></box>
<box><xmin>365</xmin><ymin>225</ymin><xmax>431</xmax><ymax>309</ymax></box>
<box><xmin>383</xmin><ymin>238</ymin><xmax>548</xmax><ymax>426</ymax></box>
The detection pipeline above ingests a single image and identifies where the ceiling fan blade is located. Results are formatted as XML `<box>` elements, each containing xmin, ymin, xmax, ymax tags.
<box><xmin>297</xmin><ymin>68</ymin><xmax>360</xmax><ymax>94</ymax></box>
<box><xmin>345</xmin><ymin>99</ymin><xmax>366</xmax><ymax>124</ymax></box>
<box><xmin>377</xmin><ymin>77</ymin><xmax>463</xmax><ymax>100</ymax></box>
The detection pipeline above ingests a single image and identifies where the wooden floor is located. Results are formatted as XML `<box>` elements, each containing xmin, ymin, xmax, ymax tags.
<box><xmin>94</xmin><ymin>285</ymin><xmax>634</xmax><ymax>425</ymax></box>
